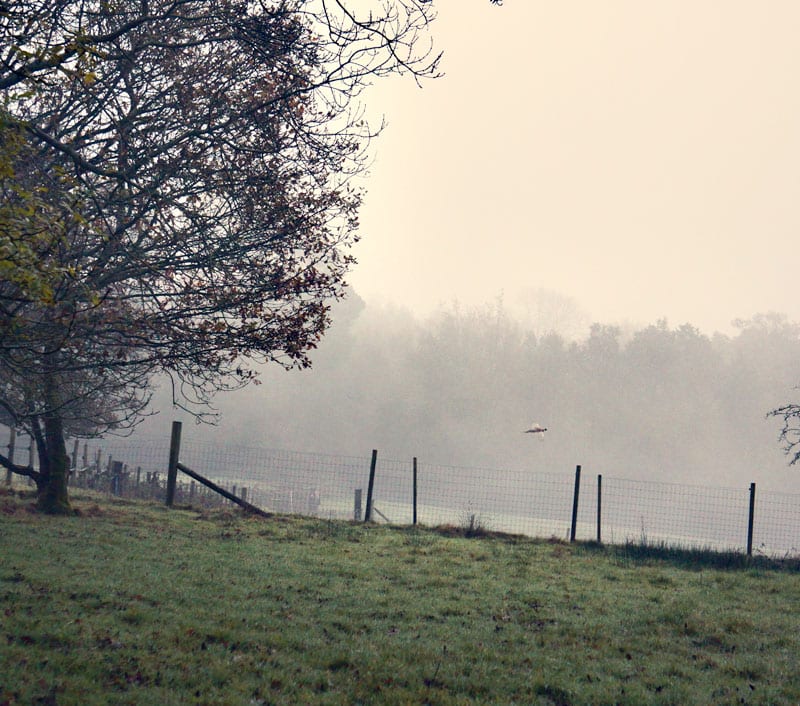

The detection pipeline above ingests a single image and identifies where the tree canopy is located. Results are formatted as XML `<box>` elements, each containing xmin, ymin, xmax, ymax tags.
<box><xmin>0</xmin><ymin>0</ymin><xmax>447</xmax><ymax>512</ymax></box>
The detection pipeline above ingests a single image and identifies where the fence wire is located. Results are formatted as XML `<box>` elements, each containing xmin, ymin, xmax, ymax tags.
<box><xmin>599</xmin><ymin>477</ymin><xmax>752</xmax><ymax>552</ymax></box>
<box><xmin>754</xmin><ymin>489</ymin><xmax>800</xmax><ymax>558</ymax></box>
<box><xmin>5</xmin><ymin>430</ymin><xmax>800</xmax><ymax>557</ymax></box>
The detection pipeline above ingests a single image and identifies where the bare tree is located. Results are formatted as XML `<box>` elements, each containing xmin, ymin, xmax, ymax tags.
<box><xmin>0</xmin><ymin>0</ymin><xmax>450</xmax><ymax>512</ymax></box>
<box><xmin>758</xmin><ymin>315</ymin><xmax>800</xmax><ymax>465</ymax></box>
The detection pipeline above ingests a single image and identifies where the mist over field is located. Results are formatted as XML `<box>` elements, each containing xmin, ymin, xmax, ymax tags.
<box><xmin>134</xmin><ymin>290</ymin><xmax>800</xmax><ymax>495</ymax></box>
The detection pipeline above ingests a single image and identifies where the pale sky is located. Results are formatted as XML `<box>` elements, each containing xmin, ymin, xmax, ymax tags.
<box><xmin>349</xmin><ymin>1</ymin><xmax>800</xmax><ymax>336</ymax></box>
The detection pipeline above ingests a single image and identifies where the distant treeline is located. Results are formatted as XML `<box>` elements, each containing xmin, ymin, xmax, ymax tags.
<box><xmin>143</xmin><ymin>294</ymin><xmax>800</xmax><ymax>490</ymax></box>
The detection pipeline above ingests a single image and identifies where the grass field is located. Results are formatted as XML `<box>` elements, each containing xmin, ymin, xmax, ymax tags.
<box><xmin>1</xmin><ymin>488</ymin><xmax>799</xmax><ymax>705</ymax></box>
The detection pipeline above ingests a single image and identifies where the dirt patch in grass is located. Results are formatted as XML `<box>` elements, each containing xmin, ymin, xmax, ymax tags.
<box><xmin>0</xmin><ymin>489</ymin><xmax>40</xmax><ymax>517</ymax></box>
<box><xmin>431</xmin><ymin>523</ymin><xmax>530</xmax><ymax>541</ymax></box>
<box><xmin>77</xmin><ymin>503</ymin><xmax>106</xmax><ymax>518</ymax></box>
<box><xmin>1</xmin><ymin>499</ymin><xmax>26</xmax><ymax>515</ymax></box>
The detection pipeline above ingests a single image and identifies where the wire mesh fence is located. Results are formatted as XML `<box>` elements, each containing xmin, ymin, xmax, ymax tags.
<box><xmin>597</xmin><ymin>477</ymin><xmax>753</xmax><ymax>551</ymax></box>
<box><xmin>4</xmin><ymin>427</ymin><xmax>800</xmax><ymax>558</ymax></box>
<box><xmin>751</xmin><ymin>488</ymin><xmax>800</xmax><ymax>558</ymax></box>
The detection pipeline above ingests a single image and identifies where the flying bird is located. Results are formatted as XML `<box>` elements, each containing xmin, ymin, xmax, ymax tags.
<box><xmin>524</xmin><ymin>422</ymin><xmax>548</xmax><ymax>436</ymax></box>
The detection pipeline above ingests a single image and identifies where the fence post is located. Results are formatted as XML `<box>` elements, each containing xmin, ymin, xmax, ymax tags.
<box><xmin>364</xmin><ymin>449</ymin><xmax>377</xmax><ymax>523</ymax></box>
<box><xmin>166</xmin><ymin>421</ymin><xmax>182</xmax><ymax>507</ymax></box>
<box><xmin>596</xmin><ymin>473</ymin><xmax>602</xmax><ymax>544</ymax></box>
<box><xmin>570</xmin><ymin>465</ymin><xmax>581</xmax><ymax>542</ymax></box>
<box><xmin>747</xmin><ymin>482</ymin><xmax>756</xmax><ymax>557</ymax></box>
<box><xmin>413</xmin><ymin>457</ymin><xmax>418</xmax><ymax>526</ymax></box>
<box><xmin>111</xmin><ymin>460</ymin><xmax>124</xmax><ymax>496</ymax></box>
<box><xmin>354</xmin><ymin>489</ymin><xmax>362</xmax><ymax>521</ymax></box>
<box><xmin>5</xmin><ymin>427</ymin><xmax>15</xmax><ymax>486</ymax></box>
<box><xmin>27</xmin><ymin>437</ymin><xmax>34</xmax><ymax>487</ymax></box>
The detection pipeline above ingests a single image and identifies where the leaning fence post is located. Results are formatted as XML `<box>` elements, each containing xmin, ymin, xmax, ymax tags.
<box><xmin>570</xmin><ymin>465</ymin><xmax>581</xmax><ymax>542</ymax></box>
<box><xmin>596</xmin><ymin>474</ymin><xmax>602</xmax><ymax>543</ymax></box>
<box><xmin>413</xmin><ymin>457</ymin><xmax>418</xmax><ymax>526</ymax></box>
<box><xmin>364</xmin><ymin>449</ymin><xmax>377</xmax><ymax>523</ymax></box>
<box><xmin>166</xmin><ymin>421</ymin><xmax>182</xmax><ymax>507</ymax></box>
<box><xmin>747</xmin><ymin>482</ymin><xmax>756</xmax><ymax>556</ymax></box>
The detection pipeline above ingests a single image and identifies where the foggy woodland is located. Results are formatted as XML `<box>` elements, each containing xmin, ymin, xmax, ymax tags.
<box><xmin>141</xmin><ymin>291</ymin><xmax>800</xmax><ymax>494</ymax></box>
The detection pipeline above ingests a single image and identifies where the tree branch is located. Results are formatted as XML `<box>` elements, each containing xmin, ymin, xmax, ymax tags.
<box><xmin>0</xmin><ymin>452</ymin><xmax>39</xmax><ymax>481</ymax></box>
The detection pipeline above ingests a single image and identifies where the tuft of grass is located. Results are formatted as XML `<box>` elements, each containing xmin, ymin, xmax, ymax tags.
<box><xmin>460</xmin><ymin>511</ymin><xmax>489</xmax><ymax>538</ymax></box>
<box><xmin>0</xmin><ymin>490</ymin><xmax>799</xmax><ymax>705</ymax></box>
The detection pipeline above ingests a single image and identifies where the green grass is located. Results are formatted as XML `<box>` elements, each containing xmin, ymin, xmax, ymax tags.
<box><xmin>1</xmin><ymin>488</ymin><xmax>799</xmax><ymax>705</ymax></box>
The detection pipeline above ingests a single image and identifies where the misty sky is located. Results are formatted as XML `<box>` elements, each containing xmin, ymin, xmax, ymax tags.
<box><xmin>349</xmin><ymin>1</ymin><xmax>800</xmax><ymax>336</ymax></box>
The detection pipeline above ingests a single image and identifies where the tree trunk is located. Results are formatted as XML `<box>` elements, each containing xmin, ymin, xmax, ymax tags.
<box><xmin>35</xmin><ymin>412</ymin><xmax>72</xmax><ymax>514</ymax></box>
<box><xmin>33</xmin><ymin>381</ymin><xmax>73</xmax><ymax>515</ymax></box>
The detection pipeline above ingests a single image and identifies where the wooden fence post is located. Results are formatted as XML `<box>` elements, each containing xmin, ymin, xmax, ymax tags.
<box><xmin>27</xmin><ymin>437</ymin><xmax>34</xmax><ymax>487</ymax></box>
<box><xmin>364</xmin><ymin>449</ymin><xmax>377</xmax><ymax>523</ymax></box>
<box><xmin>65</xmin><ymin>439</ymin><xmax>77</xmax><ymax>487</ymax></box>
<box><xmin>166</xmin><ymin>421</ymin><xmax>182</xmax><ymax>507</ymax></box>
<box><xmin>5</xmin><ymin>427</ymin><xmax>14</xmax><ymax>486</ymax></box>
<box><xmin>596</xmin><ymin>474</ymin><xmax>602</xmax><ymax>544</ymax></box>
<box><xmin>354</xmin><ymin>489</ymin><xmax>362</xmax><ymax>521</ymax></box>
<box><xmin>111</xmin><ymin>460</ymin><xmax>124</xmax><ymax>496</ymax></box>
<box><xmin>747</xmin><ymin>482</ymin><xmax>756</xmax><ymax>556</ymax></box>
<box><xmin>413</xmin><ymin>457</ymin><xmax>418</xmax><ymax>526</ymax></box>
<box><xmin>570</xmin><ymin>465</ymin><xmax>581</xmax><ymax>542</ymax></box>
